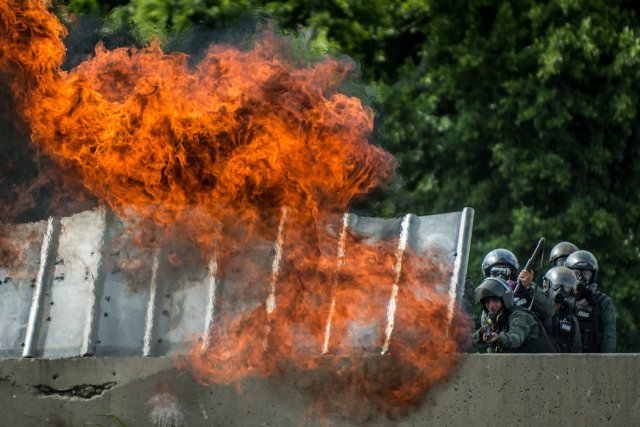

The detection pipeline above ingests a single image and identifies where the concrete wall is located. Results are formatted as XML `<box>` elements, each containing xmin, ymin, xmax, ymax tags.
<box><xmin>1</xmin><ymin>354</ymin><xmax>638</xmax><ymax>426</ymax></box>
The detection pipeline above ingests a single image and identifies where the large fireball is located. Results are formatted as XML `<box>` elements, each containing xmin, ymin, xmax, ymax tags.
<box><xmin>0</xmin><ymin>0</ymin><xmax>469</xmax><ymax>419</ymax></box>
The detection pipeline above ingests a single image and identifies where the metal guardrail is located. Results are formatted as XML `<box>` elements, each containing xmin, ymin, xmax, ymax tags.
<box><xmin>0</xmin><ymin>207</ymin><xmax>473</xmax><ymax>358</ymax></box>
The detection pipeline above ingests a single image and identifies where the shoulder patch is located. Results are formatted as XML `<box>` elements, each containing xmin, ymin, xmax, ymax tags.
<box><xmin>511</xmin><ymin>313</ymin><xmax>524</xmax><ymax>327</ymax></box>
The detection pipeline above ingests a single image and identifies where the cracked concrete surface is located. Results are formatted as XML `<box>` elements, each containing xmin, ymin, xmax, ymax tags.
<box><xmin>32</xmin><ymin>381</ymin><xmax>117</xmax><ymax>399</ymax></box>
<box><xmin>0</xmin><ymin>355</ymin><xmax>639</xmax><ymax>426</ymax></box>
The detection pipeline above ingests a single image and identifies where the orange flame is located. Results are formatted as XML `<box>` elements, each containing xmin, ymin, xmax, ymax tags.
<box><xmin>1</xmin><ymin>0</ymin><xmax>392</xmax><ymax>248</ymax></box>
<box><xmin>181</xmin><ymin>220</ymin><xmax>469</xmax><ymax>418</ymax></box>
<box><xmin>0</xmin><ymin>0</ymin><xmax>469</xmax><ymax>419</ymax></box>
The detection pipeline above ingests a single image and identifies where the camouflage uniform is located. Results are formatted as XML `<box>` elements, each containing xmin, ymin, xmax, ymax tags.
<box><xmin>480</xmin><ymin>282</ymin><xmax>553</xmax><ymax>333</ymax></box>
<box><xmin>472</xmin><ymin>278</ymin><xmax>557</xmax><ymax>353</ymax></box>
<box><xmin>480</xmin><ymin>248</ymin><xmax>554</xmax><ymax>332</ymax></box>
<box><xmin>474</xmin><ymin>307</ymin><xmax>557</xmax><ymax>353</ymax></box>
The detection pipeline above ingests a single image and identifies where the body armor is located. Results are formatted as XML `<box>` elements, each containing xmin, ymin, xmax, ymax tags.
<box><xmin>575</xmin><ymin>293</ymin><xmax>605</xmax><ymax>352</ymax></box>
<box><xmin>551</xmin><ymin>309</ymin><xmax>579</xmax><ymax>352</ymax></box>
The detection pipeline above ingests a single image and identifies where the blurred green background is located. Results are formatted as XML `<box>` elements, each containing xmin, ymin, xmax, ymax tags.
<box><xmin>56</xmin><ymin>0</ymin><xmax>640</xmax><ymax>351</ymax></box>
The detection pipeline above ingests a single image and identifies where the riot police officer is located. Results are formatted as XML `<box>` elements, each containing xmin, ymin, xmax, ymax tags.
<box><xmin>565</xmin><ymin>250</ymin><xmax>616</xmax><ymax>352</ymax></box>
<box><xmin>471</xmin><ymin>277</ymin><xmax>557</xmax><ymax>353</ymax></box>
<box><xmin>481</xmin><ymin>249</ymin><xmax>553</xmax><ymax>332</ymax></box>
<box><xmin>549</xmin><ymin>241</ymin><xmax>579</xmax><ymax>267</ymax></box>
<box><xmin>544</xmin><ymin>266</ymin><xmax>582</xmax><ymax>352</ymax></box>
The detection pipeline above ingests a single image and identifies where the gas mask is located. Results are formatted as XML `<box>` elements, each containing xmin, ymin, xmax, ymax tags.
<box><xmin>489</xmin><ymin>266</ymin><xmax>511</xmax><ymax>280</ymax></box>
<box><xmin>550</xmin><ymin>282</ymin><xmax>575</xmax><ymax>310</ymax></box>
<box><xmin>574</xmin><ymin>269</ymin><xmax>593</xmax><ymax>286</ymax></box>
<box><xmin>573</xmin><ymin>283</ymin><xmax>598</xmax><ymax>301</ymax></box>
<box><xmin>489</xmin><ymin>266</ymin><xmax>516</xmax><ymax>289</ymax></box>
<box><xmin>552</xmin><ymin>289</ymin><xmax>575</xmax><ymax>310</ymax></box>
<box><xmin>571</xmin><ymin>269</ymin><xmax>594</xmax><ymax>298</ymax></box>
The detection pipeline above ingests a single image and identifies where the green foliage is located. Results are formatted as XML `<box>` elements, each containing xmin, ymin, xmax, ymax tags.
<box><xmin>387</xmin><ymin>0</ymin><xmax>640</xmax><ymax>351</ymax></box>
<box><xmin>66</xmin><ymin>0</ymin><xmax>430</xmax><ymax>80</ymax></box>
<box><xmin>68</xmin><ymin>0</ymin><xmax>100</xmax><ymax>13</ymax></box>
<box><xmin>59</xmin><ymin>0</ymin><xmax>640</xmax><ymax>351</ymax></box>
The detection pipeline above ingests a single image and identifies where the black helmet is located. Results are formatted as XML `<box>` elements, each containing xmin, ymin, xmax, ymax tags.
<box><xmin>565</xmin><ymin>250</ymin><xmax>598</xmax><ymax>285</ymax></box>
<box><xmin>475</xmin><ymin>277</ymin><xmax>514</xmax><ymax>312</ymax></box>
<box><xmin>544</xmin><ymin>266</ymin><xmax>578</xmax><ymax>308</ymax></box>
<box><xmin>549</xmin><ymin>241</ymin><xmax>578</xmax><ymax>266</ymax></box>
<box><xmin>481</xmin><ymin>249</ymin><xmax>519</xmax><ymax>280</ymax></box>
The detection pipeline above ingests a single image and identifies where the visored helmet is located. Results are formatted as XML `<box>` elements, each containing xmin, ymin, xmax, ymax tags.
<box><xmin>565</xmin><ymin>250</ymin><xmax>598</xmax><ymax>285</ymax></box>
<box><xmin>544</xmin><ymin>266</ymin><xmax>578</xmax><ymax>308</ymax></box>
<box><xmin>549</xmin><ymin>241</ymin><xmax>578</xmax><ymax>266</ymax></box>
<box><xmin>481</xmin><ymin>249</ymin><xmax>519</xmax><ymax>280</ymax></box>
<box><xmin>475</xmin><ymin>277</ymin><xmax>514</xmax><ymax>312</ymax></box>
<box><xmin>545</xmin><ymin>266</ymin><xmax>578</xmax><ymax>292</ymax></box>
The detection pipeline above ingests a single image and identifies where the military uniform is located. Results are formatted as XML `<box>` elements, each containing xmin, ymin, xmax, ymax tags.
<box><xmin>514</xmin><ymin>283</ymin><xmax>554</xmax><ymax>330</ymax></box>
<box><xmin>473</xmin><ymin>277</ymin><xmax>557</xmax><ymax>353</ymax></box>
<box><xmin>474</xmin><ymin>307</ymin><xmax>556</xmax><ymax>353</ymax></box>
<box><xmin>544</xmin><ymin>266</ymin><xmax>583</xmax><ymax>352</ymax></box>
<box><xmin>574</xmin><ymin>288</ymin><xmax>616</xmax><ymax>352</ymax></box>
<box><xmin>550</xmin><ymin>309</ymin><xmax>582</xmax><ymax>352</ymax></box>
<box><xmin>479</xmin><ymin>248</ymin><xmax>554</xmax><ymax>333</ymax></box>
<box><xmin>564</xmin><ymin>250</ymin><xmax>617</xmax><ymax>353</ymax></box>
<box><xmin>480</xmin><ymin>282</ymin><xmax>554</xmax><ymax>333</ymax></box>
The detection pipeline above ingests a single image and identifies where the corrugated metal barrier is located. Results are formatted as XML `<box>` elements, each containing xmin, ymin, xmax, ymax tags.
<box><xmin>0</xmin><ymin>208</ymin><xmax>473</xmax><ymax>358</ymax></box>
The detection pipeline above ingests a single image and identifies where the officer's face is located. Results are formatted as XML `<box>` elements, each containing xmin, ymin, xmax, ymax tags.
<box><xmin>484</xmin><ymin>296</ymin><xmax>503</xmax><ymax>314</ymax></box>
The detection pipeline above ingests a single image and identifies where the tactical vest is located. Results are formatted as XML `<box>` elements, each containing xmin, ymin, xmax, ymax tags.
<box><xmin>514</xmin><ymin>285</ymin><xmax>552</xmax><ymax>334</ymax></box>
<box><xmin>496</xmin><ymin>307</ymin><xmax>558</xmax><ymax>353</ymax></box>
<box><xmin>575</xmin><ymin>293</ymin><xmax>605</xmax><ymax>352</ymax></box>
<box><xmin>551</xmin><ymin>310</ymin><xmax>578</xmax><ymax>352</ymax></box>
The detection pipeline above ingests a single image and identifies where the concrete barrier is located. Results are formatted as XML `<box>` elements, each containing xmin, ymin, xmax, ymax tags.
<box><xmin>0</xmin><ymin>354</ymin><xmax>638</xmax><ymax>426</ymax></box>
